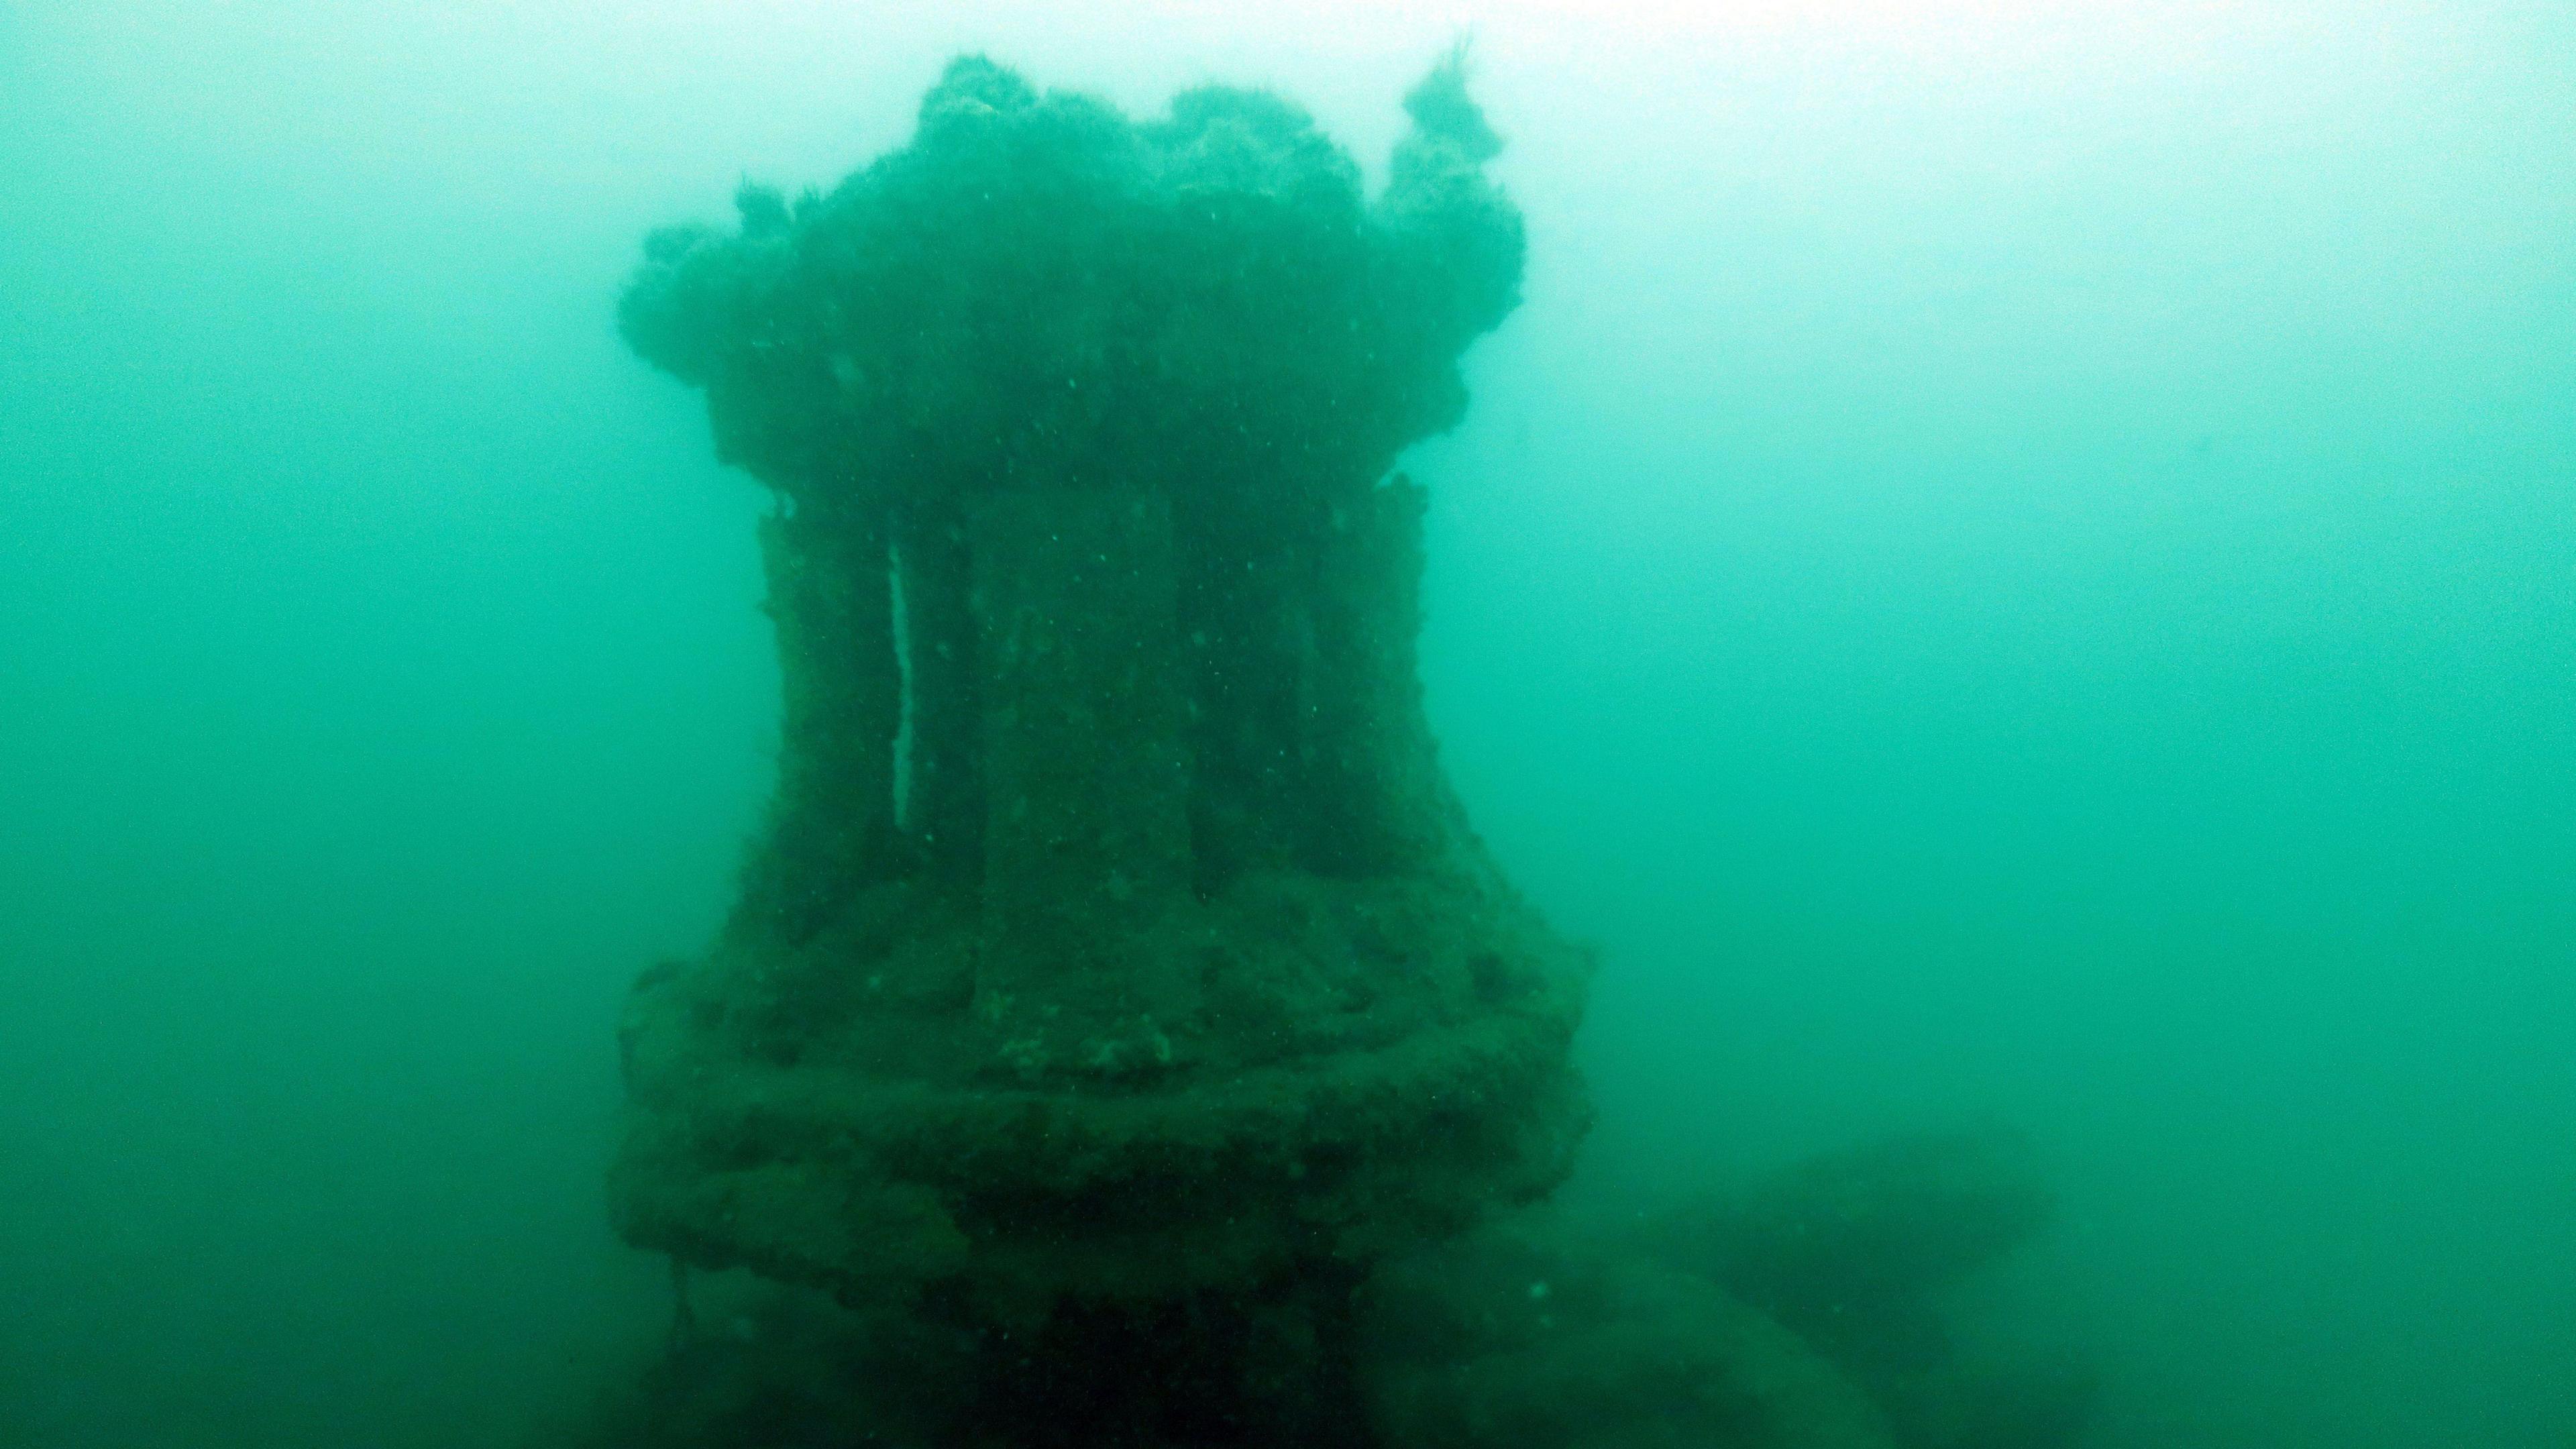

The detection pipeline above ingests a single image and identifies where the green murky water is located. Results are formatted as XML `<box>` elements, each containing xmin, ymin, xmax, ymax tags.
<box><xmin>3</xmin><ymin>4</ymin><xmax>2569</xmax><ymax>1446</ymax></box>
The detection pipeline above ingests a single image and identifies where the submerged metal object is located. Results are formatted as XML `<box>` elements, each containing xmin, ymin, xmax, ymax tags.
<box><xmin>610</xmin><ymin>54</ymin><xmax>1587</xmax><ymax>1331</ymax></box>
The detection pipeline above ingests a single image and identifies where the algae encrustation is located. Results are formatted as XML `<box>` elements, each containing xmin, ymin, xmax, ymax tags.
<box><xmin>604</xmin><ymin>49</ymin><xmax>1590</xmax><ymax>1443</ymax></box>
<box><xmin>593</xmin><ymin>51</ymin><xmax>2085</xmax><ymax>1449</ymax></box>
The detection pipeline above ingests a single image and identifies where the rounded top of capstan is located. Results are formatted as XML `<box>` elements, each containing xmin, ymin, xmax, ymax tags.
<box><xmin>620</xmin><ymin>52</ymin><xmax>1523</xmax><ymax>506</ymax></box>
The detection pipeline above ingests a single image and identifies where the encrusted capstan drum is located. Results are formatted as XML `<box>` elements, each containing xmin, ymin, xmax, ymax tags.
<box><xmin>610</xmin><ymin>53</ymin><xmax>1589</xmax><ymax>1329</ymax></box>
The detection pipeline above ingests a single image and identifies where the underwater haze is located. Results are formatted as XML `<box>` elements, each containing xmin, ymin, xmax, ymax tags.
<box><xmin>3</xmin><ymin>1</ymin><xmax>2571</xmax><ymax>1446</ymax></box>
